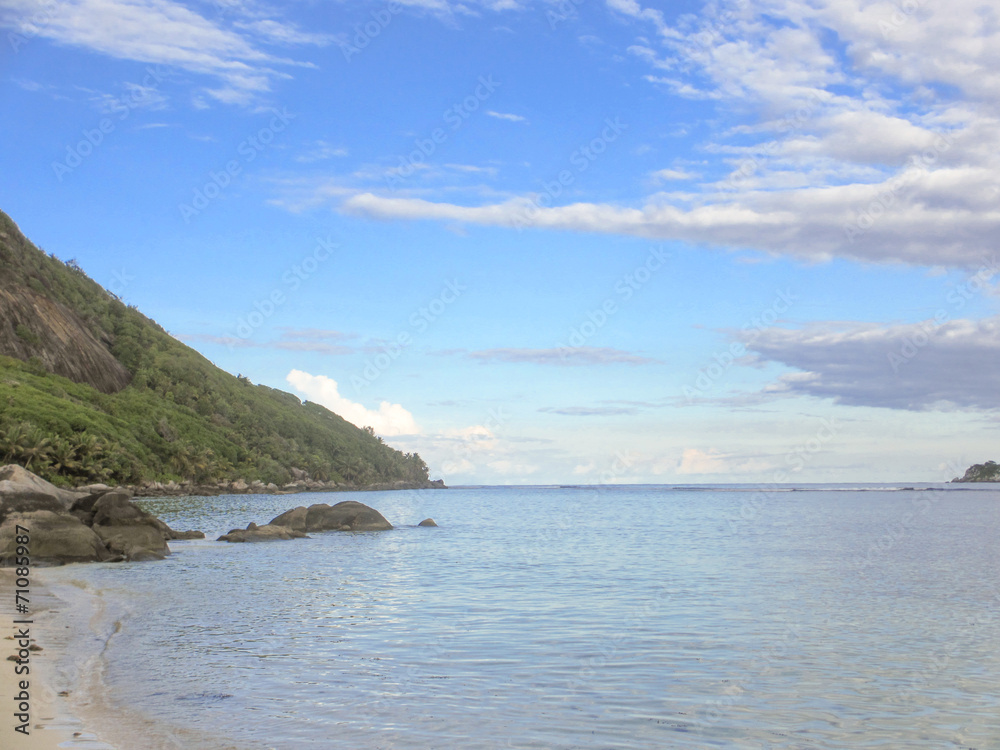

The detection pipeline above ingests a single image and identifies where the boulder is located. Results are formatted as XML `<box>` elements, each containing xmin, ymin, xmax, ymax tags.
<box><xmin>0</xmin><ymin>511</ymin><xmax>114</xmax><ymax>565</ymax></box>
<box><xmin>88</xmin><ymin>492</ymin><xmax>182</xmax><ymax>561</ymax></box>
<box><xmin>417</xmin><ymin>518</ymin><xmax>438</xmax><ymax>527</ymax></box>
<box><xmin>0</xmin><ymin>465</ymin><xmax>86</xmax><ymax>522</ymax></box>
<box><xmin>299</xmin><ymin>501</ymin><xmax>392</xmax><ymax>532</ymax></box>
<box><xmin>217</xmin><ymin>522</ymin><xmax>309</xmax><ymax>543</ymax></box>
<box><xmin>269</xmin><ymin>506</ymin><xmax>308</xmax><ymax>533</ymax></box>
<box><xmin>94</xmin><ymin>524</ymin><xmax>169</xmax><ymax>561</ymax></box>
<box><xmin>169</xmin><ymin>530</ymin><xmax>206</xmax><ymax>540</ymax></box>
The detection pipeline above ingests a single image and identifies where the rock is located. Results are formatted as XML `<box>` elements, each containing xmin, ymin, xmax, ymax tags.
<box><xmin>231</xmin><ymin>479</ymin><xmax>249</xmax><ymax>493</ymax></box>
<box><xmin>169</xmin><ymin>530</ymin><xmax>205</xmax><ymax>540</ymax></box>
<box><xmin>269</xmin><ymin>506</ymin><xmax>308</xmax><ymax>533</ymax></box>
<box><xmin>287</xmin><ymin>501</ymin><xmax>392</xmax><ymax>532</ymax></box>
<box><xmin>266</xmin><ymin>483</ymin><xmax>279</xmax><ymax>492</ymax></box>
<box><xmin>417</xmin><ymin>518</ymin><xmax>438</xmax><ymax>527</ymax></box>
<box><xmin>217</xmin><ymin>524</ymin><xmax>309</xmax><ymax>543</ymax></box>
<box><xmin>94</xmin><ymin>524</ymin><xmax>169</xmax><ymax>561</ymax></box>
<box><xmin>0</xmin><ymin>511</ymin><xmax>114</xmax><ymax>565</ymax></box>
<box><xmin>89</xmin><ymin>492</ymin><xmax>170</xmax><ymax>561</ymax></box>
<box><xmin>0</xmin><ymin>465</ymin><xmax>85</xmax><ymax>521</ymax></box>
<box><xmin>75</xmin><ymin>483</ymin><xmax>111</xmax><ymax>495</ymax></box>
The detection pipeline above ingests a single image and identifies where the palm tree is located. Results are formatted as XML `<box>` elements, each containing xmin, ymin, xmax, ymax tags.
<box><xmin>21</xmin><ymin>431</ymin><xmax>53</xmax><ymax>472</ymax></box>
<box><xmin>48</xmin><ymin>439</ymin><xmax>82</xmax><ymax>476</ymax></box>
<box><xmin>0</xmin><ymin>422</ymin><xmax>31</xmax><ymax>463</ymax></box>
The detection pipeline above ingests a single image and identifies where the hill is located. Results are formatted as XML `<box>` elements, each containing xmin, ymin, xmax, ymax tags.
<box><xmin>952</xmin><ymin>461</ymin><xmax>1000</xmax><ymax>483</ymax></box>
<box><xmin>0</xmin><ymin>209</ymin><xmax>434</xmax><ymax>490</ymax></box>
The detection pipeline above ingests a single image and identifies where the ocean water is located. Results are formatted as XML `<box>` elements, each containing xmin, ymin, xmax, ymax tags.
<box><xmin>38</xmin><ymin>485</ymin><xmax>1000</xmax><ymax>750</ymax></box>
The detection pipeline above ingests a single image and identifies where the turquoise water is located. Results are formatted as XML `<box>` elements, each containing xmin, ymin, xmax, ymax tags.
<box><xmin>41</xmin><ymin>485</ymin><xmax>1000</xmax><ymax>749</ymax></box>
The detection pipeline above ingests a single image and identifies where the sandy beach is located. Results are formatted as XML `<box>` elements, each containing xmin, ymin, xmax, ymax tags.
<box><xmin>0</xmin><ymin>568</ymin><xmax>107</xmax><ymax>750</ymax></box>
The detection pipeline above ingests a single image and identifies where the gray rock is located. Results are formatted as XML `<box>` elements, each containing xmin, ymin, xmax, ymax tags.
<box><xmin>269</xmin><ymin>506</ymin><xmax>308</xmax><ymax>532</ymax></box>
<box><xmin>304</xmin><ymin>501</ymin><xmax>392</xmax><ymax>532</ymax></box>
<box><xmin>94</xmin><ymin>524</ymin><xmax>169</xmax><ymax>561</ymax></box>
<box><xmin>169</xmin><ymin>530</ymin><xmax>206</xmax><ymax>540</ymax></box>
<box><xmin>0</xmin><ymin>464</ymin><xmax>86</xmax><ymax>522</ymax></box>
<box><xmin>0</xmin><ymin>511</ymin><xmax>114</xmax><ymax>565</ymax></box>
<box><xmin>217</xmin><ymin>523</ymin><xmax>309</xmax><ymax>543</ymax></box>
<box><xmin>417</xmin><ymin>518</ymin><xmax>438</xmax><ymax>527</ymax></box>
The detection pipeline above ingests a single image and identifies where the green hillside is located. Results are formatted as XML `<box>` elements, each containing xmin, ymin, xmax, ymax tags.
<box><xmin>0</xmin><ymin>210</ymin><xmax>430</xmax><ymax>488</ymax></box>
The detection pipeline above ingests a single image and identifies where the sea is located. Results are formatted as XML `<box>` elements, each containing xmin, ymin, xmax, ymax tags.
<box><xmin>35</xmin><ymin>484</ymin><xmax>1000</xmax><ymax>750</ymax></box>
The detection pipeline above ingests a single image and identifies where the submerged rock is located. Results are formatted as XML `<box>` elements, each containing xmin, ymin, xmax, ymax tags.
<box><xmin>417</xmin><ymin>518</ymin><xmax>438</xmax><ymax>527</ymax></box>
<box><xmin>270</xmin><ymin>501</ymin><xmax>392</xmax><ymax>533</ymax></box>
<box><xmin>217</xmin><ymin>522</ymin><xmax>309</xmax><ymax>543</ymax></box>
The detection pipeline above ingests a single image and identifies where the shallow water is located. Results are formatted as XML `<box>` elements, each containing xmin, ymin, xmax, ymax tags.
<box><xmin>41</xmin><ymin>485</ymin><xmax>1000</xmax><ymax>749</ymax></box>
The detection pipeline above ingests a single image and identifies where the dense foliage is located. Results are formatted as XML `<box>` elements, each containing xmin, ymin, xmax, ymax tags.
<box><xmin>0</xmin><ymin>210</ymin><xmax>429</xmax><ymax>487</ymax></box>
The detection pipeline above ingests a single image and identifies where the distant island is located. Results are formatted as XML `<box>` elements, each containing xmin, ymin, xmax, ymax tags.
<box><xmin>0</xmin><ymin>209</ymin><xmax>442</xmax><ymax>494</ymax></box>
<box><xmin>952</xmin><ymin>461</ymin><xmax>1000</xmax><ymax>483</ymax></box>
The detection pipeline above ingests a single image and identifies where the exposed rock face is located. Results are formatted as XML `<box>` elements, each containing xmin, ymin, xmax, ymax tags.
<box><xmin>0</xmin><ymin>464</ymin><xmax>85</xmax><ymax>516</ymax></box>
<box><xmin>217</xmin><ymin>522</ymin><xmax>309</xmax><ymax>543</ymax></box>
<box><xmin>270</xmin><ymin>501</ymin><xmax>392</xmax><ymax>533</ymax></box>
<box><xmin>0</xmin><ymin>510</ymin><xmax>115</xmax><ymax>565</ymax></box>
<box><xmin>417</xmin><ymin>518</ymin><xmax>438</xmax><ymax>527</ymax></box>
<box><xmin>0</xmin><ymin>286</ymin><xmax>131</xmax><ymax>394</ymax></box>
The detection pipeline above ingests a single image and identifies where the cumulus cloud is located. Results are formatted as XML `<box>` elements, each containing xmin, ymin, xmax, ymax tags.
<box><xmin>743</xmin><ymin>316</ymin><xmax>1000</xmax><ymax>411</ymax></box>
<box><xmin>322</xmin><ymin>1</ymin><xmax>1000</xmax><ymax>271</ymax></box>
<box><xmin>286</xmin><ymin>369</ymin><xmax>421</xmax><ymax>435</ymax></box>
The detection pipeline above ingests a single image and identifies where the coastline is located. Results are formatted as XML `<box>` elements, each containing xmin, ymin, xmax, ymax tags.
<box><xmin>85</xmin><ymin>477</ymin><xmax>446</xmax><ymax>499</ymax></box>
<box><xmin>0</xmin><ymin>568</ymin><xmax>101</xmax><ymax>749</ymax></box>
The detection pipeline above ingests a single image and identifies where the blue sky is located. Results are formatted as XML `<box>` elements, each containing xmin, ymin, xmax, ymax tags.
<box><xmin>2</xmin><ymin>0</ymin><xmax>999</xmax><ymax>483</ymax></box>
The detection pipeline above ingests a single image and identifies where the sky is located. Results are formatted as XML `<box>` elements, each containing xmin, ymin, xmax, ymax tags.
<box><xmin>1</xmin><ymin>0</ymin><xmax>999</xmax><ymax>484</ymax></box>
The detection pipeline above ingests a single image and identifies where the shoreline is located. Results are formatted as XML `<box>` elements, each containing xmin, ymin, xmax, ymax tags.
<box><xmin>79</xmin><ymin>478</ymin><xmax>446</xmax><ymax>499</ymax></box>
<box><xmin>0</xmin><ymin>568</ymin><xmax>103</xmax><ymax>750</ymax></box>
<box><xmin>2</xmin><ymin>567</ymin><xmax>257</xmax><ymax>750</ymax></box>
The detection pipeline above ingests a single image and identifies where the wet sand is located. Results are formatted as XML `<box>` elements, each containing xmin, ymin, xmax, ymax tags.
<box><xmin>0</xmin><ymin>568</ymin><xmax>106</xmax><ymax>749</ymax></box>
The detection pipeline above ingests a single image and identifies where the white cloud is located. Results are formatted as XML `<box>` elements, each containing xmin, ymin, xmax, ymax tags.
<box><xmin>0</xmin><ymin>0</ymin><xmax>323</xmax><ymax>104</ymax></box>
<box><xmin>486</xmin><ymin>110</ymin><xmax>527</xmax><ymax>122</ymax></box>
<box><xmin>651</xmin><ymin>167</ymin><xmax>697</xmax><ymax>181</ymax></box>
<box><xmin>286</xmin><ymin>369</ymin><xmax>421</xmax><ymax>436</ymax></box>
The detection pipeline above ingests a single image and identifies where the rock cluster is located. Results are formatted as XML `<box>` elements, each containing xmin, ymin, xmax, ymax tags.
<box><xmin>0</xmin><ymin>465</ymin><xmax>204</xmax><ymax>565</ymax></box>
<box><xmin>127</xmin><ymin>477</ymin><xmax>446</xmax><ymax>497</ymax></box>
<box><xmin>217</xmin><ymin>501</ymin><xmax>394</xmax><ymax>543</ymax></box>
